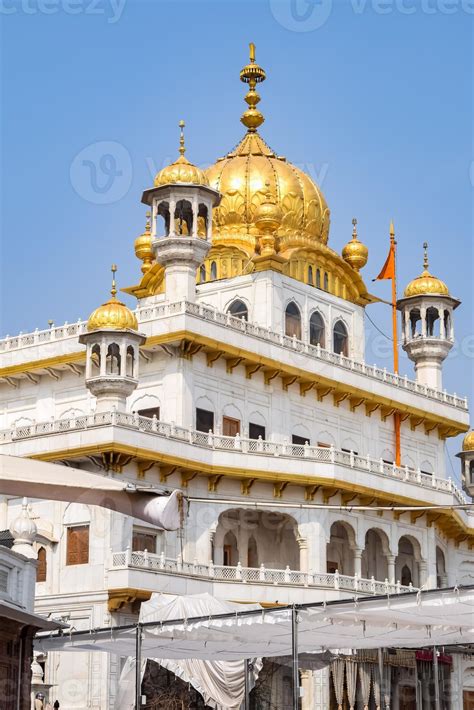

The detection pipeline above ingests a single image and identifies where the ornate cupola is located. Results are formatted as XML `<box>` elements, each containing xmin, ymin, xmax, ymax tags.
<box><xmin>79</xmin><ymin>266</ymin><xmax>146</xmax><ymax>412</ymax></box>
<box><xmin>397</xmin><ymin>242</ymin><xmax>460</xmax><ymax>390</ymax></box>
<box><xmin>141</xmin><ymin>120</ymin><xmax>221</xmax><ymax>302</ymax></box>
<box><xmin>457</xmin><ymin>431</ymin><xmax>474</xmax><ymax>497</ymax></box>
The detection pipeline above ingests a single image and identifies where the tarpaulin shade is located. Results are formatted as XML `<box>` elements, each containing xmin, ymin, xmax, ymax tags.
<box><xmin>37</xmin><ymin>587</ymin><xmax>474</xmax><ymax>660</ymax></box>
<box><xmin>0</xmin><ymin>454</ymin><xmax>183</xmax><ymax>530</ymax></box>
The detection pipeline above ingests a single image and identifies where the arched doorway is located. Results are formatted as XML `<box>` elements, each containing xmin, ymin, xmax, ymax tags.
<box><xmin>396</xmin><ymin>536</ymin><xmax>421</xmax><ymax>587</ymax></box>
<box><xmin>326</xmin><ymin>522</ymin><xmax>355</xmax><ymax>575</ymax></box>
<box><xmin>361</xmin><ymin>529</ymin><xmax>389</xmax><ymax>581</ymax></box>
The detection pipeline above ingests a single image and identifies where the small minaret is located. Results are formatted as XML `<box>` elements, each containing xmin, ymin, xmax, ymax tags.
<box><xmin>458</xmin><ymin>431</ymin><xmax>474</xmax><ymax>497</ymax></box>
<box><xmin>79</xmin><ymin>266</ymin><xmax>146</xmax><ymax>412</ymax></box>
<box><xmin>10</xmin><ymin>498</ymin><xmax>37</xmax><ymax>559</ymax></box>
<box><xmin>141</xmin><ymin>120</ymin><xmax>220</xmax><ymax>302</ymax></box>
<box><xmin>397</xmin><ymin>243</ymin><xmax>459</xmax><ymax>390</ymax></box>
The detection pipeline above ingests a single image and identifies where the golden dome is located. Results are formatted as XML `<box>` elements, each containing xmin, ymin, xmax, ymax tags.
<box><xmin>154</xmin><ymin>120</ymin><xmax>209</xmax><ymax>188</ymax></box>
<box><xmin>135</xmin><ymin>212</ymin><xmax>154</xmax><ymax>274</ymax></box>
<box><xmin>87</xmin><ymin>266</ymin><xmax>138</xmax><ymax>332</ymax></box>
<box><xmin>342</xmin><ymin>218</ymin><xmax>368</xmax><ymax>271</ymax></box>
<box><xmin>404</xmin><ymin>242</ymin><xmax>449</xmax><ymax>298</ymax></box>
<box><xmin>463</xmin><ymin>431</ymin><xmax>474</xmax><ymax>451</ymax></box>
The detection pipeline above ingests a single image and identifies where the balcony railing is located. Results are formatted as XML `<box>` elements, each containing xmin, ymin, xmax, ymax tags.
<box><xmin>0</xmin><ymin>300</ymin><xmax>467</xmax><ymax>410</ymax></box>
<box><xmin>1</xmin><ymin>411</ymin><xmax>467</xmax><ymax>505</ymax></box>
<box><xmin>110</xmin><ymin>549</ymin><xmax>416</xmax><ymax>596</ymax></box>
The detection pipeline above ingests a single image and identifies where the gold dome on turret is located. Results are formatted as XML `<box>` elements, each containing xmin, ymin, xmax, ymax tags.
<box><xmin>404</xmin><ymin>242</ymin><xmax>450</xmax><ymax>298</ymax></box>
<box><xmin>87</xmin><ymin>266</ymin><xmax>138</xmax><ymax>332</ymax></box>
<box><xmin>463</xmin><ymin>430</ymin><xmax>474</xmax><ymax>452</ymax></box>
<box><xmin>134</xmin><ymin>212</ymin><xmax>154</xmax><ymax>274</ymax></box>
<box><xmin>154</xmin><ymin>120</ymin><xmax>209</xmax><ymax>188</ymax></box>
<box><xmin>342</xmin><ymin>218</ymin><xmax>368</xmax><ymax>271</ymax></box>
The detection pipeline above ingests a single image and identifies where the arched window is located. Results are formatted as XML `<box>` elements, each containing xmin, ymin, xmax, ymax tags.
<box><xmin>285</xmin><ymin>302</ymin><xmax>302</xmax><ymax>339</ymax></box>
<box><xmin>426</xmin><ymin>307</ymin><xmax>439</xmax><ymax>337</ymax></box>
<box><xmin>37</xmin><ymin>547</ymin><xmax>47</xmax><ymax>583</ymax></box>
<box><xmin>106</xmin><ymin>343</ymin><xmax>121</xmax><ymax>375</ymax></box>
<box><xmin>210</xmin><ymin>261</ymin><xmax>217</xmax><ymax>280</ymax></box>
<box><xmin>308</xmin><ymin>265</ymin><xmax>313</xmax><ymax>285</ymax></box>
<box><xmin>199</xmin><ymin>264</ymin><xmax>206</xmax><ymax>283</ymax></box>
<box><xmin>323</xmin><ymin>272</ymin><xmax>329</xmax><ymax>291</ymax></box>
<box><xmin>227</xmin><ymin>299</ymin><xmax>248</xmax><ymax>321</ymax></box>
<box><xmin>316</xmin><ymin>269</ymin><xmax>321</xmax><ymax>289</ymax></box>
<box><xmin>126</xmin><ymin>345</ymin><xmax>135</xmax><ymax>378</ymax></box>
<box><xmin>401</xmin><ymin>564</ymin><xmax>412</xmax><ymax>586</ymax></box>
<box><xmin>333</xmin><ymin>320</ymin><xmax>348</xmax><ymax>356</ymax></box>
<box><xmin>175</xmin><ymin>199</ymin><xmax>193</xmax><ymax>235</ymax></box>
<box><xmin>157</xmin><ymin>200</ymin><xmax>170</xmax><ymax>236</ymax></box>
<box><xmin>91</xmin><ymin>344</ymin><xmax>100</xmax><ymax>376</ymax></box>
<box><xmin>309</xmin><ymin>312</ymin><xmax>325</xmax><ymax>348</ymax></box>
<box><xmin>198</xmin><ymin>203</ymin><xmax>208</xmax><ymax>236</ymax></box>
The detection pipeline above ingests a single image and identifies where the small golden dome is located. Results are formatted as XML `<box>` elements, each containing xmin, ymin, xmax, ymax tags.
<box><xmin>404</xmin><ymin>242</ymin><xmax>450</xmax><ymax>298</ymax></box>
<box><xmin>463</xmin><ymin>430</ymin><xmax>474</xmax><ymax>451</ymax></box>
<box><xmin>154</xmin><ymin>120</ymin><xmax>209</xmax><ymax>188</ymax></box>
<box><xmin>342</xmin><ymin>218</ymin><xmax>368</xmax><ymax>271</ymax></box>
<box><xmin>134</xmin><ymin>212</ymin><xmax>154</xmax><ymax>274</ymax></box>
<box><xmin>87</xmin><ymin>266</ymin><xmax>138</xmax><ymax>332</ymax></box>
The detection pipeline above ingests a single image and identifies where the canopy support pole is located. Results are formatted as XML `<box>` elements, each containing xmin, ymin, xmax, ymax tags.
<box><xmin>244</xmin><ymin>659</ymin><xmax>250</xmax><ymax>709</ymax></box>
<box><xmin>292</xmin><ymin>606</ymin><xmax>299</xmax><ymax>709</ymax></box>
<box><xmin>135</xmin><ymin>623</ymin><xmax>143</xmax><ymax>710</ymax></box>
<box><xmin>378</xmin><ymin>648</ymin><xmax>386</xmax><ymax>709</ymax></box>
<box><xmin>433</xmin><ymin>646</ymin><xmax>441</xmax><ymax>710</ymax></box>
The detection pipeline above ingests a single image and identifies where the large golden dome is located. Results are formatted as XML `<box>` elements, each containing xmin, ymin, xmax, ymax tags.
<box><xmin>404</xmin><ymin>242</ymin><xmax>450</xmax><ymax>298</ymax></box>
<box><xmin>88</xmin><ymin>266</ymin><xmax>138</xmax><ymax>332</ymax></box>
<box><xmin>205</xmin><ymin>131</ymin><xmax>330</xmax><ymax>247</ymax></box>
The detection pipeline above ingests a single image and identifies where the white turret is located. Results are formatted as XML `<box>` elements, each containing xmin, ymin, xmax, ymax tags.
<box><xmin>141</xmin><ymin>121</ymin><xmax>220</xmax><ymax>303</ymax></box>
<box><xmin>397</xmin><ymin>243</ymin><xmax>459</xmax><ymax>390</ymax></box>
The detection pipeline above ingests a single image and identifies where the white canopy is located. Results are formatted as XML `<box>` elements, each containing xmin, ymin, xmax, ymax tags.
<box><xmin>116</xmin><ymin>594</ymin><xmax>262</xmax><ymax>710</ymax></box>
<box><xmin>0</xmin><ymin>454</ymin><xmax>183</xmax><ymax>530</ymax></box>
<box><xmin>37</xmin><ymin>587</ymin><xmax>474</xmax><ymax>660</ymax></box>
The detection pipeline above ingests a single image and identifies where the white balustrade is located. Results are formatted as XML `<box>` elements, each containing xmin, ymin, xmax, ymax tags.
<box><xmin>109</xmin><ymin>550</ymin><xmax>416</xmax><ymax>596</ymax></box>
<box><xmin>0</xmin><ymin>412</ymin><xmax>467</xmax><ymax>505</ymax></box>
<box><xmin>0</xmin><ymin>300</ymin><xmax>467</xmax><ymax>410</ymax></box>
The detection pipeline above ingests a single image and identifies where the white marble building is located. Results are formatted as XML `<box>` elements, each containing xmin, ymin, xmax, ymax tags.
<box><xmin>0</xmin><ymin>49</ymin><xmax>473</xmax><ymax>709</ymax></box>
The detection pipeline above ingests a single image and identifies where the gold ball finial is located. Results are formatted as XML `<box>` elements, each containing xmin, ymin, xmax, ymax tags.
<box><xmin>423</xmin><ymin>241</ymin><xmax>429</xmax><ymax>272</ymax></box>
<box><xmin>135</xmin><ymin>212</ymin><xmax>154</xmax><ymax>274</ymax></box>
<box><xmin>111</xmin><ymin>264</ymin><xmax>117</xmax><ymax>298</ymax></box>
<box><xmin>342</xmin><ymin>217</ymin><xmax>368</xmax><ymax>271</ymax></box>
<box><xmin>240</xmin><ymin>42</ymin><xmax>266</xmax><ymax>132</ymax></box>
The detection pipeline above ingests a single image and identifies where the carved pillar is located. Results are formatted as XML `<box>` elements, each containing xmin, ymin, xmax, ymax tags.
<box><xmin>387</xmin><ymin>555</ymin><xmax>396</xmax><ymax>584</ymax></box>
<box><xmin>353</xmin><ymin>548</ymin><xmax>363</xmax><ymax>577</ymax></box>
<box><xmin>297</xmin><ymin>536</ymin><xmax>309</xmax><ymax>573</ymax></box>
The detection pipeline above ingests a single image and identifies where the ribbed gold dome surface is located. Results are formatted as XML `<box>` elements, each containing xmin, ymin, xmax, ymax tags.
<box><xmin>154</xmin><ymin>155</ymin><xmax>209</xmax><ymax>188</ymax></box>
<box><xmin>404</xmin><ymin>242</ymin><xmax>449</xmax><ymax>297</ymax></box>
<box><xmin>205</xmin><ymin>131</ymin><xmax>330</xmax><ymax>247</ymax></box>
<box><xmin>463</xmin><ymin>430</ymin><xmax>474</xmax><ymax>451</ymax></box>
<box><xmin>87</xmin><ymin>266</ymin><xmax>138</xmax><ymax>331</ymax></box>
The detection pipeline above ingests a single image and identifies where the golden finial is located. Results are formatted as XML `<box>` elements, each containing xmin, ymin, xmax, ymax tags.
<box><xmin>240</xmin><ymin>42</ymin><xmax>266</xmax><ymax>132</ymax></box>
<box><xmin>389</xmin><ymin>220</ymin><xmax>395</xmax><ymax>240</ymax></box>
<box><xmin>111</xmin><ymin>264</ymin><xmax>117</xmax><ymax>298</ymax></box>
<box><xmin>145</xmin><ymin>210</ymin><xmax>151</xmax><ymax>231</ymax></box>
<box><xmin>423</xmin><ymin>241</ymin><xmax>429</xmax><ymax>271</ymax></box>
<box><xmin>178</xmin><ymin>119</ymin><xmax>186</xmax><ymax>157</ymax></box>
<box><xmin>352</xmin><ymin>217</ymin><xmax>358</xmax><ymax>239</ymax></box>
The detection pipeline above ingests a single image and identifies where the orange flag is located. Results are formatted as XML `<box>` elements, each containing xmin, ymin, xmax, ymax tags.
<box><xmin>373</xmin><ymin>227</ymin><xmax>395</xmax><ymax>281</ymax></box>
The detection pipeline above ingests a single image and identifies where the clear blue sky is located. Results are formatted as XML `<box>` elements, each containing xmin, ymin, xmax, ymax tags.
<box><xmin>1</xmin><ymin>0</ymin><xmax>472</xmax><ymax>474</ymax></box>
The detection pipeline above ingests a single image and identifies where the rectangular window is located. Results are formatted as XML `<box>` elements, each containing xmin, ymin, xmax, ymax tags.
<box><xmin>342</xmin><ymin>447</ymin><xmax>359</xmax><ymax>456</ymax></box>
<box><xmin>327</xmin><ymin>561</ymin><xmax>338</xmax><ymax>574</ymax></box>
<box><xmin>137</xmin><ymin>407</ymin><xmax>160</xmax><ymax>420</ymax></box>
<box><xmin>132</xmin><ymin>531</ymin><xmax>157</xmax><ymax>553</ymax></box>
<box><xmin>292</xmin><ymin>434</ymin><xmax>309</xmax><ymax>446</ymax></box>
<box><xmin>66</xmin><ymin>525</ymin><xmax>89</xmax><ymax>566</ymax></box>
<box><xmin>222</xmin><ymin>416</ymin><xmax>240</xmax><ymax>437</ymax></box>
<box><xmin>196</xmin><ymin>408</ymin><xmax>214</xmax><ymax>433</ymax></box>
<box><xmin>317</xmin><ymin>441</ymin><xmax>331</xmax><ymax>448</ymax></box>
<box><xmin>249</xmin><ymin>422</ymin><xmax>266</xmax><ymax>440</ymax></box>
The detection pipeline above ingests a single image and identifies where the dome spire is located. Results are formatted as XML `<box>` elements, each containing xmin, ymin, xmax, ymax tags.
<box><xmin>240</xmin><ymin>42</ymin><xmax>266</xmax><ymax>132</ymax></box>
<box><xmin>110</xmin><ymin>263</ymin><xmax>117</xmax><ymax>298</ymax></box>
<box><xmin>423</xmin><ymin>241</ymin><xmax>429</xmax><ymax>272</ymax></box>
<box><xmin>178</xmin><ymin>119</ymin><xmax>186</xmax><ymax>157</ymax></box>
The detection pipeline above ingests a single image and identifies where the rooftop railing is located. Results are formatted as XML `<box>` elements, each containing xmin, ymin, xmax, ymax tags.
<box><xmin>1</xmin><ymin>411</ymin><xmax>467</xmax><ymax>506</ymax></box>
<box><xmin>0</xmin><ymin>301</ymin><xmax>467</xmax><ymax>410</ymax></box>
<box><xmin>110</xmin><ymin>549</ymin><xmax>417</xmax><ymax>596</ymax></box>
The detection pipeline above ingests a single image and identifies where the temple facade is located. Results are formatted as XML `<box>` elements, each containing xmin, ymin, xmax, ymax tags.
<box><xmin>1</xmin><ymin>47</ymin><xmax>473</xmax><ymax>709</ymax></box>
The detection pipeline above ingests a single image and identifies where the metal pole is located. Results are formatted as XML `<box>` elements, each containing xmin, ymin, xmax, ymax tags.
<box><xmin>378</xmin><ymin>648</ymin><xmax>385</xmax><ymax>709</ymax></box>
<box><xmin>243</xmin><ymin>658</ymin><xmax>250</xmax><ymax>710</ymax></box>
<box><xmin>135</xmin><ymin>623</ymin><xmax>143</xmax><ymax>710</ymax></box>
<box><xmin>291</xmin><ymin>606</ymin><xmax>299</xmax><ymax>710</ymax></box>
<box><xmin>433</xmin><ymin>646</ymin><xmax>441</xmax><ymax>710</ymax></box>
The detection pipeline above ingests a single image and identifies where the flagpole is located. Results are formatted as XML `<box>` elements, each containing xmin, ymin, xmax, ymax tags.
<box><xmin>390</xmin><ymin>221</ymin><xmax>401</xmax><ymax>466</ymax></box>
